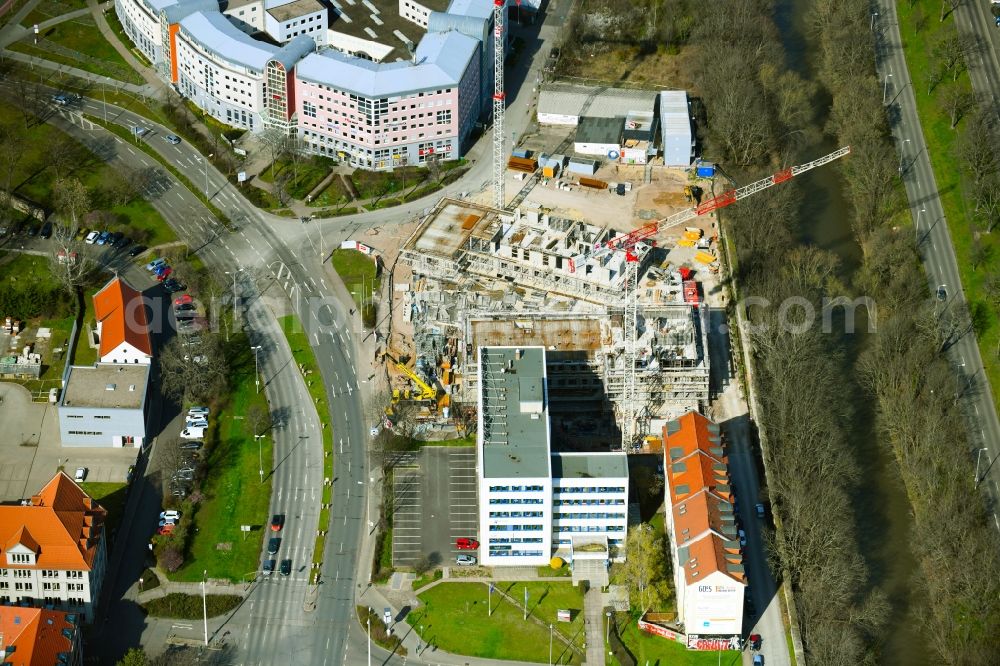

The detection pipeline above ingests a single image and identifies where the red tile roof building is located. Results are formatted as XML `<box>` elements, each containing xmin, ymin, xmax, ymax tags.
<box><xmin>663</xmin><ymin>411</ymin><xmax>746</xmax><ymax>640</ymax></box>
<box><xmin>0</xmin><ymin>607</ymin><xmax>82</xmax><ymax>666</ymax></box>
<box><xmin>93</xmin><ymin>277</ymin><xmax>152</xmax><ymax>364</ymax></box>
<box><xmin>0</xmin><ymin>473</ymin><xmax>108</xmax><ymax>622</ymax></box>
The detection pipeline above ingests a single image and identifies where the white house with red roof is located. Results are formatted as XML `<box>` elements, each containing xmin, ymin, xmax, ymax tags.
<box><xmin>92</xmin><ymin>277</ymin><xmax>152</xmax><ymax>365</ymax></box>
<box><xmin>0</xmin><ymin>472</ymin><xmax>108</xmax><ymax>622</ymax></box>
<box><xmin>57</xmin><ymin>277</ymin><xmax>152</xmax><ymax>447</ymax></box>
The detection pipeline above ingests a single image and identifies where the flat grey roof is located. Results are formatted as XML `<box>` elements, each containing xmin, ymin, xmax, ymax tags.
<box><xmin>551</xmin><ymin>452</ymin><xmax>628</xmax><ymax>479</ymax></box>
<box><xmin>538</xmin><ymin>83</ymin><xmax>658</xmax><ymax>120</ymax></box>
<box><xmin>479</xmin><ymin>346</ymin><xmax>550</xmax><ymax>479</ymax></box>
<box><xmin>267</xmin><ymin>0</ymin><xmax>324</xmax><ymax>21</ymax></box>
<box><xmin>576</xmin><ymin>115</ymin><xmax>623</xmax><ymax>144</ymax></box>
<box><xmin>62</xmin><ymin>364</ymin><xmax>148</xmax><ymax>409</ymax></box>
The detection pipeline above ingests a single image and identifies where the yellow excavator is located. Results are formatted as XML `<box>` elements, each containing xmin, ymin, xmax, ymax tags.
<box><xmin>385</xmin><ymin>355</ymin><xmax>445</xmax><ymax>417</ymax></box>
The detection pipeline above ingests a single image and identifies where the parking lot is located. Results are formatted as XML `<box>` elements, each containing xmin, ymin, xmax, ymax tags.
<box><xmin>0</xmin><ymin>383</ymin><xmax>138</xmax><ymax>499</ymax></box>
<box><xmin>391</xmin><ymin>447</ymin><xmax>479</xmax><ymax>568</ymax></box>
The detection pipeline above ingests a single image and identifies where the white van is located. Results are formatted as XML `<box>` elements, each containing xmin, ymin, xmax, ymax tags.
<box><xmin>180</xmin><ymin>427</ymin><xmax>205</xmax><ymax>440</ymax></box>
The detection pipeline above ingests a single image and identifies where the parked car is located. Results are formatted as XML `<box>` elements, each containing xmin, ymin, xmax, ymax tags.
<box><xmin>456</xmin><ymin>538</ymin><xmax>479</xmax><ymax>550</ymax></box>
<box><xmin>180</xmin><ymin>441</ymin><xmax>203</xmax><ymax>451</ymax></box>
<box><xmin>188</xmin><ymin>406</ymin><xmax>210</xmax><ymax>417</ymax></box>
<box><xmin>262</xmin><ymin>559</ymin><xmax>275</xmax><ymax>576</ymax></box>
<box><xmin>74</xmin><ymin>228</ymin><xmax>88</xmax><ymax>241</ymax></box>
<box><xmin>455</xmin><ymin>554</ymin><xmax>477</xmax><ymax>566</ymax></box>
<box><xmin>145</xmin><ymin>258</ymin><xmax>167</xmax><ymax>271</ymax></box>
<box><xmin>738</xmin><ymin>529</ymin><xmax>747</xmax><ymax>547</ymax></box>
<box><xmin>96</xmin><ymin>231</ymin><xmax>111</xmax><ymax>245</ymax></box>
<box><xmin>175</xmin><ymin>294</ymin><xmax>193</xmax><ymax>306</ymax></box>
<box><xmin>755</xmin><ymin>503</ymin><xmax>766</xmax><ymax>519</ymax></box>
<box><xmin>39</xmin><ymin>222</ymin><xmax>52</xmax><ymax>239</ymax></box>
<box><xmin>164</xmin><ymin>134</ymin><xmax>181</xmax><ymax>145</ymax></box>
<box><xmin>84</xmin><ymin>231</ymin><xmax>99</xmax><ymax>244</ymax></box>
<box><xmin>128</xmin><ymin>244</ymin><xmax>147</xmax><ymax>257</ymax></box>
<box><xmin>157</xmin><ymin>524</ymin><xmax>175</xmax><ymax>536</ymax></box>
<box><xmin>162</xmin><ymin>279</ymin><xmax>186</xmax><ymax>293</ymax></box>
<box><xmin>268</xmin><ymin>537</ymin><xmax>281</xmax><ymax>555</ymax></box>
<box><xmin>186</xmin><ymin>419</ymin><xmax>209</xmax><ymax>429</ymax></box>
<box><xmin>25</xmin><ymin>224</ymin><xmax>39</xmax><ymax>238</ymax></box>
<box><xmin>936</xmin><ymin>285</ymin><xmax>947</xmax><ymax>301</ymax></box>
<box><xmin>279</xmin><ymin>559</ymin><xmax>292</xmax><ymax>576</ymax></box>
<box><xmin>270</xmin><ymin>514</ymin><xmax>284</xmax><ymax>532</ymax></box>
<box><xmin>126</xmin><ymin>464</ymin><xmax>136</xmax><ymax>483</ymax></box>
<box><xmin>156</xmin><ymin>268</ymin><xmax>173</xmax><ymax>281</ymax></box>
<box><xmin>158</xmin><ymin>518</ymin><xmax>177</xmax><ymax>527</ymax></box>
<box><xmin>753</xmin><ymin>655</ymin><xmax>764</xmax><ymax>666</ymax></box>
<box><xmin>108</xmin><ymin>231</ymin><xmax>124</xmax><ymax>246</ymax></box>
<box><xmin>749</xmin><ymin>634</ymin><xmax>762</xmax><ymax>651</ymax></box>
<box><xmin>180</xmin><ymin>427</ymin><xmax>205</xmax><ymax>439</ymax></box>
<box><xmin>159</xmin><ymin>510</ymin><xmax>180</xmax><ymax>521</ymax></box>
<box><xmin>74</xmin><ymin>467</ymin><xmax>87</xmax><ymax>482</ymax></box>
<box><xmin>383</xmin><ymin>608</ymin><xmax>393</xmax><ymax>625</ymax></box>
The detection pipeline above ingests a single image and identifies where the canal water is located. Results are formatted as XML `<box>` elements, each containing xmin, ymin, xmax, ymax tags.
<box><xmin>772</xmin><ymin>1</ymin><xmax>928</xmax><ymax>662</ymax></box>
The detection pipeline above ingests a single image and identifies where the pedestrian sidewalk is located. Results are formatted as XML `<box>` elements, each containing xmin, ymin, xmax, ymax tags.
<box><xmin>583</xmin><ymin>586</ymin><xmax>607</xmax><ymax>666</ymax></box>
<box><xmin>134</xmin><ymin>567</ymin><xmax>249</xmax><ymax>605</ymax></box>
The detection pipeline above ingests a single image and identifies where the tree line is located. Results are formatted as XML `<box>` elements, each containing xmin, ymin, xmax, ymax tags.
<box><xmin>689</xmin><ymin>1</ymin><xmax>884</xmax><ymax>663</ymax></box>
<box><xmin>810</xmin><ymin>0</ymin><xmax>1000</xmax><ymax>662</ymax></box>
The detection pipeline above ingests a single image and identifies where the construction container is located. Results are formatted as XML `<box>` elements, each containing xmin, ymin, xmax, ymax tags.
<box><xmin>507</xmin><ymin>156</ymin><xmax>537</xmax><ymax>173</ymax></box>
<box><xmin>696</xmin><ymin>162</ymin><xmax>716</xmax><ymax>177</ymax></box>
<box><xmin>695</xmin><ymin>250</ymin><xmax>716</xmax><ymax>265</ymax></box>
<box><xmin>512</xmin><ymin>148</ymin><xmax>531</xmax><ymax>159</ymax></box>
<box><xmin>684</xmin><ymin>226</ymin><xmax>703</xmax><ymax>239</ymax></box>
<box><xmin>683</xmin><ymin>230</ymin><xmax>701</xmax><ymax>241</ymax></box>
<box><xmin>678</xmin><ymin>238</ymin><xmax>696</xmax><ymax>248</ymax></box>
<box><xmin>579</xmin><ymin>176</ymin><xmax>607</xmax><ymax>190</ymax></box>
<box><xmin>615</xmin><ymin>183</ymin><xmax>626</xmax><ymax>196</ymax></box>
<box><xmin>567</xmin><ymin>159</ymin><xmax>599</xmax><ymax>176</ymax></box>
<box><xmin>542</xmin><ymin>165</ymin><xmax>558</xmax><ymax>178</ymax></box>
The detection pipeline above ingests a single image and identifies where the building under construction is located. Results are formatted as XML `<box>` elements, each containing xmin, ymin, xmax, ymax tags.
<box><xmin>397</xmin><ymin>198</ymin><xmax>710</xmax><ymax>447</ymax></box>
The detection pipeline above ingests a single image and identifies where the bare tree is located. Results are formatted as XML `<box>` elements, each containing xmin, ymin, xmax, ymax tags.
<box><xmin>48</xmin><ymin>221</ymin><xmax>97</xmax><ymax>292</ymax></box>
<box><xmin>939</xmin><ymin>0</ymin><xmax>961</xmax><ymax>23</ymax></box>
<box><xmin>0</xmin><ymin>123</ymin><xmax>25</xmax><ymax>225</ymax></box>
<box><xmin>246</xmin><ymin>403</ymin><xmax>272</xmax><ymax>437</ymax></box>
<box><xmin>955</xmin><ymin>106</ymin><xmax>999</xmax><ymax>185</ymax></box>
<box><xmin>937</xmin><ymin>83</ymin><xmax>974</xmax><ymax>128</ymax></box>
<box><xmin>258</xmin><ymin>128</ymin><xmax>289</xmax><ymax>175</ymax></box>
<box><xmin>52</xmin><ymin>177</ymin><xmax>90</xmax><ymax>229</ymax></box>
<box><xmin>932</xmin><ymin>28</ymin><xmax>967</xmax><ymax>82</ymax></box>
<box><xmin>159</xmin><ymin>335</ymin><xmax>228</xmax><ymax>403</ymax></box>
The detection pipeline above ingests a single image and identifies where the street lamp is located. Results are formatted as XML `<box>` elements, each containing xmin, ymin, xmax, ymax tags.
<box><xmin>605</xmin><ymin>610</ymin><xmax>612</xmax><ymax>643</ymax></box>
<box><xmin>201</xmin><ymin>569</ymin><xmax>208</xmax><ymax>646</ymax></box>
<box><xmin>916</xmin><ymin>207</ymin><xmax>926</xmax><ymax>241</ymax></box>
<box><xmin>203</xmin><ymin>153</ymin><xmax>215</xmax><ymax>197</ymax></box>
<box><xmin>224</xmin><ymin>268</ymin><xmax>242</xmax><ymax>341</ymax></box>
<box><xmin>102</xmin><ymin>76</ymin><xmax>109</xmax><ymax>123</ymax></box>
<box><xmin>367</xmin><ymin>611</ymin><xmax>372</xmax><ymax>666</ymax></box>
<box><xmin>251</xmin><ymin>344</ymin><xmax>263</xmax><ymax>394</ymax></box>
<box><xmin>976</xmin><ymin>447</ymin><xmax>990</xmax><ymax>485</ymax></box>
<box><xmin>883</xmin><ymin>73</ymin><xmax>893</xmax><ymax>105</ymax></box>
<box><xmin>870</xmin><ymin>11</ymin><xmax>879</xmax><ymax>31</ymax></box>
<box><xmin>419</xmin><ymin>624</ymin><xmax>424</xmax><ymax>655</ymax></box>
<box><xmin>139</xmin><ymin>576</ymin><xmax>144</xmax><ymax>592</ymax></box>
<box><xmin>255</xmin><ymin>434</ymin><xmax>265</xmax><ymax>484</ymax></box>
<box><xmin>549</xmin><ymin>623</ymin><xmax>553</xmax><ymax>665</ymax></box>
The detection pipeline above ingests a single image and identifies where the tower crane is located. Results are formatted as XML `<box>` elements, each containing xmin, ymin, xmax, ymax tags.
<box><xmin>567</xmin><ymin>146</ymin><xmax>852</xmax><ymax>451</ymax></box>
<box><xmin>492</xmin><ymin>0</ymin><xmax>505</xmax><ymax>209</ymax></box>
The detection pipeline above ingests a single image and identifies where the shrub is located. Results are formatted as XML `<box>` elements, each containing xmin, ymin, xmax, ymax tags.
<box><xmin>142</xmin><ymin>593</ymin><xmax>242</xmax><ymax>619</ymax></box>
<box><xmin>159</xmin><ymin>545</ymin><xmax>183</xmax><ymax>572</ymax></box>
<box><xmin>362</xmin><ymin>302</ymin><xmax>376</xmax><ymax>329</ymax></box>
<box><xmin>356</xmin><ymin>606</ymin><xmax>407</xmax><ymax>655</ymax></box>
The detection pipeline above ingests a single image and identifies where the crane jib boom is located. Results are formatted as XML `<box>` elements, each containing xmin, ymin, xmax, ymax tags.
<box><xmin>568</xmin><ymin>146</ymin><xmax>851</xmax><ymax>271</ymax></box>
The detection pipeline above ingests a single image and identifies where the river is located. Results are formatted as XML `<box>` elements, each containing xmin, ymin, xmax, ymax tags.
<box><xmin>772</xmin><ymin>1</ymin><xmax>929</xmax><ymax>662</ymax></box>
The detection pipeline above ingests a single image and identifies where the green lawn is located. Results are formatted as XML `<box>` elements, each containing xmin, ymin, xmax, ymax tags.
<box><xmin>0</xmin><ymin>101</ymin><xmax>176</xmax><ymax>246</ymax></box>
<box><xmin>615</xmin><ymin>613</ymin><xmax>740</xmax><ymax>666</ymax></box>
<box><xmin>277</xmin><ymin>314</ymin><xmax>334</xmax><ymax>582</ymax></box>
<box><xmin>308</xmin><ymin>175</ymin><xmax>353</xmax><ymax>209</ymax></box>
<box><xmin>329</xmin><ymin>249</ymin><xmax>380</xmax><ymax>309</ymax></box>
<box><xmin>351</xmin><ymin>166</ymin><xmax>428</xmax><ymax>200</ymax></box>
<box><xmin>9</xmin><ymin>16</ymin><xmax>143</xmax><ymax>84</ymax></box>
<box><xmin>142</xmin><ymin>593</ymin><xmax>242</xmax><ymax>619</ymax></box>
<box><xmin>259</xmin><ymin>157</ymin><xmax>332</xmax><ymax>201</ymax></box>
<box><xmin>895</xmin><ymin>2</ymin><xmax>1000</xmax><ymax>416</ymax></box>
<box><xmin>413</xmin><ymin>582</ymin><xmax>586</xmax><ymax>664</ymax></box>
<box><xmin>167</xmin><ymin>332</ymin><xmax>274</xmax><ymax>583</ymax></box>
<box><xmin>79</xmin><ymin>481</ymin><xmax>128</xmax><ymax>534</ymax></box>
<box><xmin>72</xmin><ymin>288</ymin><xmax>97</xmax><ymax>367</ymax></box>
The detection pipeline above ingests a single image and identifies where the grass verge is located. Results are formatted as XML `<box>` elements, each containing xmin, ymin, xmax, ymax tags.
<box><xmin>79</xmin><ymin>481</ymin><xmax>127</xmax><ymax>533</ymax></box>
<box><xmin>166</xmin><ymin>332</ymin><xmax>273</xmax><ymax>582</ymax></box>
<box><xmin>413</xmin><ymin>581</ymin><xmax>586</xmax><ymax>664</ymax></box>
<box><xmin>411</xmin><ymin>569</ymin><xmax>442</xmax><ymax>590</ymax></box>
<box><xmin>8</xmin><ymin>16</ymin><xmax>143</xmax><ymax>84</ymax></box>
<box><xmin>329</xmin><ymin>248</ymin><xmax>380</xmax><ymax>310</ymax></box>
<box><xmin>357</xmin><ymin>606</ymin><xmax>407</xmax><ymax>655</ymax></box>
<box><xmin>142</xmin><ymin>593</ymin><xmax>242</xmax><ymax>619</ymax></box>
<box><xmin>277</xmin><ymin>314</ymin><xmax>334</xmax><ymax>582</ymax></box>
<box><xmin>895</xmin><ymin>2</ymin><xmax>1000</xmax><ymax>415</ymax></box>
<box><xmin>138</xmin><ymin>568</ymin><xmax>160</xmax><ymax>592</ymax></box>
<box><xmin>615</xmin><ymin>610</ymin><xmax>740</xmax><ymax>666</ymax></box>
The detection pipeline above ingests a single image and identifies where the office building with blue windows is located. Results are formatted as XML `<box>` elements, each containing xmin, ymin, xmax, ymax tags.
<box><xmin>476</xmin><ymin>346</ymin><xmax>629</xmax><ymax>568</ymax></box>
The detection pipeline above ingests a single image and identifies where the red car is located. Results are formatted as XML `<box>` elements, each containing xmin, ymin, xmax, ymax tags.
<box><xmin>157</xmin><ymin>524</ymin><xmax>175</xmax><ymax>536</ymax></box>
<box><xmin>156</xmin><ymin>267</ymin><xmax>173</xmax><ymax>281</ymax></box>
<box><xmin>270</xmin><ymin>514</ymin><xmax>284</xmax><ymax>532</ymax></box>
<box><xmin>456</xmin><ymin>538</ymin><xmax>479</xmax><ymax>550</ymax></box>
<box><xmin>174</xmin><ymin>294</ymin><xmax>192</xmax><ymax>306</ymax></box>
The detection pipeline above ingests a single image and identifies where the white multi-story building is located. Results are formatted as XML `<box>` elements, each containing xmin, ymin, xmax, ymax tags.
<box><xmin>114</xmin><ymin>0</ymin><xmax>498</xmax><ymax>168</ymax></box>
<box><xmin>477</xmin><ymin>346</ymin><xmax>553</xmax><ymax>566</ymax></box>
<box><xmin>92</xmin><ymin>277</ymin><xmax>151</xmax><ymax>365</ymax></box>
<box><xmin>0</xmin><ymin>472</ymin><xmax>108</xmax><ymax>622</ymax></box>
<box><xmin>663</xmin><ymin>411</ymin><xmax>746</xmax><ymax>643</ymax></box>
<box><xmin>476</xmin><ymin>346</ymin><xmax>629</xmax><ymax>569</ymax></box>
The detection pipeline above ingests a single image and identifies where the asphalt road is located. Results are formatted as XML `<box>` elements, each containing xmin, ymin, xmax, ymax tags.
<box><xmin>874</xmin><ymin>0</ymin><xmax>1000</xmax><ymax>532</ymax></box>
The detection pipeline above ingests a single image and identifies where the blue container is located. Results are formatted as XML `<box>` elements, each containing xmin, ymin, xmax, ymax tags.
<box><xmin>696</xmin><ymin>162</ymin><xmax>715</xmax><ymax>177</ymax></box>
<box><xmin>512</xmin><ymin>148</ymin><xmax>530</xmax><ymax>159</ymax></box>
